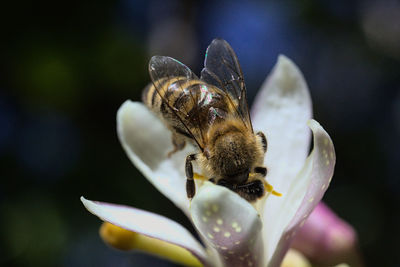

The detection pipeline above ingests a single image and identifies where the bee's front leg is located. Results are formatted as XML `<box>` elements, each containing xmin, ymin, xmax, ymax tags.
<box><xmin>185</xmin><ymin>154</ymin><xmax>197</xmax><ymax>199</ymax></box>
<box><xmin>253</xmin><ymin>166</ymin><xmax>282</xmax><ymax>197</ymax></box>
<box><xmin>254</xmin><ymin>166</ymin><xmax>267</xmax><ymax>177</ymax></box>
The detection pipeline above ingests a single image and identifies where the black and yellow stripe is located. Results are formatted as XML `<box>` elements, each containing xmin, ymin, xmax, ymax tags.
<box><xmin>142</xmin><ymin>77</ymin><xmax>234</xmax><ymax>150</ymax></box>
<box><xmin>142</xmin><ymin>77</ymin><xmax>203</xmax><ymax>115</ymax></box>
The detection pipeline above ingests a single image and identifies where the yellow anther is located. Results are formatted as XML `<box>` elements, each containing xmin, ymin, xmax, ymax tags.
<box><xmin>248</xmin><ymin>173</ymin><xmax>282</xmax><ymax>197</ymax></box>
<box><xmin>262</xmin><ymin>179</ymin><xmax>282</xmax><ymax>197</ymax></box>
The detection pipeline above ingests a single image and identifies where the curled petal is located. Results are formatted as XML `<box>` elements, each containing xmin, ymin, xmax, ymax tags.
<box><xmin>266</xmin><ymin>120</ymin><xmax>336</xmax><ymax>266</ymax></box>
<box><xmin>117</xmin><ymin>101</ymin><xmax>194</xmax><ymax>215</ymax></box>
<box><xmin>191</xmin><ymin>182</ymin><xmax>265</xmax><ymax>267</ymax></box>
<box><xmin>81</xmin><ymin>197</ymin><xmax>209</xmax><ymax>266</ymax></box>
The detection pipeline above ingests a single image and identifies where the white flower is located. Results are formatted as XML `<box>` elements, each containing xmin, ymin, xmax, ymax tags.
<box><xmin>81</xmin><ymin>55</ymin><xmax>335</xmax><ymax>267</ymax></box>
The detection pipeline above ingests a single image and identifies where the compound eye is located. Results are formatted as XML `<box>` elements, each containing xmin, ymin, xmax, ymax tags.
<box><xmin>256</xmin><ymin>132</ymin><xmax>267</xmax><ymax>152</ymax></box>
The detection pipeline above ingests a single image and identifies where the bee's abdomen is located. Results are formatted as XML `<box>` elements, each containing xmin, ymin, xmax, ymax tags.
<box><xmin>142</xmin><ymin>80</ymin><xmax>165</xmax><ymax>112</ymax></box>
<box><xmin>142</xmin><ymin>78</ymin><xmax>201</xmax><ymax>131</ymax></box>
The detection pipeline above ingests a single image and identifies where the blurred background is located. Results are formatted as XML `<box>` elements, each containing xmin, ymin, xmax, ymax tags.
<box><xmin>1</xmin><ymin>0</ymin><xmax>399</xmax><ymax>266</ymax></box>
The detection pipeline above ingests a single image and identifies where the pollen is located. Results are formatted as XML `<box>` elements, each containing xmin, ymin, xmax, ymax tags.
<box><xmin>325</xmin><ymin>160</ymin><xmax>330</xmax><ymax>165</ymax></box>
<box><xmin>232</xmin><ymin>221</ymin><xmax>238</xmax><ymax>228</ymax></box>
<box><xmin>308</xmin><ymin>197</ymin><xmax>314</xmax><ymax>203</ymax></box>
<box><xmin>235</xmin><ymin>241</ymin><xmax>240</xmax><ymax>245</ymax></box>
<box><xmin>235</xmin><ymin>226</ymin><xmax>242</xmax><ymax>233</ymax></box>
<box><xmin>213</xmin><ymin>226</ymin><xmax>220</xmax><ymax>232</ymax></box>
<box><xmin>207</xmin><ymin>233</ymin><xmax>214</xmax><ymax>239</ymax></box>
<box><xmin>202</xmin><ymin>216</ymin><xmax>208</xmax><ymax>222</ymax></box>
<box><xmin>217</xmin><ymin>218</ymin><xmax>223</xmax><ymax>225</ymax></box>
<box><xmin>224</xmin><ymin>232</ymin><xmax>231</xmax><ymax>237</ymax></box>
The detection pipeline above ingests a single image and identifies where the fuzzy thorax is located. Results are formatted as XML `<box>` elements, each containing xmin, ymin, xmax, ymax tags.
<box><xmin>198</xmin><ymin>119</ymin><xmax>265</xmax><ymax>183</ymax></box>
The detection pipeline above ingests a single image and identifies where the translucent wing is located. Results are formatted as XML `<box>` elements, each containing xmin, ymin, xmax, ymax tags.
<box><xmin>149</xmin><ymin>56</ymin><xmax>206</xmax><ymax>151</ymax></box>
<box><xmin>200</xmin><ymin>39</ymin><xmax>253</xmax><ymax>132</ymax></box>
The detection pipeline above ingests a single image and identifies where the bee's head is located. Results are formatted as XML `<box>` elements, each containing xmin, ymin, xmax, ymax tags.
<box><xmin>226</xmin><ymin>168</ymin><xmax>250</xmax><ymax>184</ymax></box>
<box><xmin>211</xmin><ymin>131</ymin><xmax>257</xmax><ymax>184</ymax></box>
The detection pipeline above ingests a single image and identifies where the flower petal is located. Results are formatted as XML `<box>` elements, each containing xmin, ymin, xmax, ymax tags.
<box><xmin>191</xmin><ymin>182</ymin><xmax>265</xmax><ymax>267</ymax></box>
<box><xmin>117</xmin><ymin>100</ymin><xmax>194</xmax><ymax>215</ymax></box>
<box><xmin>251</xmin><ymin>55</ymin><xmax>312</xmax><ymax>194</ymax></box>
<box><xmin>281</xmin><ymin>249</ymin><xmax>311</xmax><ymax>267</ymax></box>
<box><xmin>81</xmin><ymin>197</ymin><xmax>209</xmax><ymax>265</ymax></box>
<box><xmin>265</xmin><ymin>120</ymin><xmax>336</xmax><ymax>267</ymax></box>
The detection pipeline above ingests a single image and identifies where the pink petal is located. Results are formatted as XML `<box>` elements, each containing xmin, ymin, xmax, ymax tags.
<box><xmin>191</xmin><ymin>182</ymin><xmax>265</xmax><ymax>267</ymax></box>
<box><xmin>291</xmin><ymin>202</ymin><xmax>362</xmax><ymax>266</ymax></box>
<box><xmin>81</xmin><ymin>197</ymin><xmax>209</xmax><ymax>266</ymax></box>
<box><xmin>268</xmin><ymin>120</ymin><xmax>336</xmax><ymax>267</ymax></box>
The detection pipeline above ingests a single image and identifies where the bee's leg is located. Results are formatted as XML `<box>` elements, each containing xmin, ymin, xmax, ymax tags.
<box><xmin>256</xmin><ymin>132</ymin><xmax>267</xmax><ymax>153</ymax></box>
<box><xmin>253</xmin><ymin>167</ymin><xmax>282</xmax><ymax>197</ymax></box>
<box><xmin>168</xmin><ymin>132</ymin><xmax>186</xmax><ymax>158</ymax></box>
<box><xmin>254</xmin><ymin>166</ymin><xmax>267</xmax><ymax>177</ymax></box>
<box><xmin>185</xmin><ymin>154</ymin><xmax>197</xmax><ymax>199</ymax></box>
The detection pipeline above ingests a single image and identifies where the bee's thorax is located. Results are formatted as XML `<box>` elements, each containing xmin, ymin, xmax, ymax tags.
<box><xmin>205</xmin><ymin>120</ymin><xmax>263</xmax><ymax>183</ymax></box>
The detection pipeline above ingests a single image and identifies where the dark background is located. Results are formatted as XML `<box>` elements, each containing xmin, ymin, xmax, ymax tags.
<box><xmin>1</xmin><ymin>0</ymin><xmax>399</xmax><ymax>266</ymax></box>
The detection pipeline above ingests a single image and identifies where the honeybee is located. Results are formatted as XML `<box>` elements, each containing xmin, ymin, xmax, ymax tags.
<box><xmin>142</xmin><ymin>38</ymin><xmax>280</xmax><ymax>202</ymax></box>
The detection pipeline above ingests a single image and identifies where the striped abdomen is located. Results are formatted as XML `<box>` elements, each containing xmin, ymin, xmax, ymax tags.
<box><xmin>142</xmin><ymin>78</ymin><xmax>231</xmax><ymax>142</ymax></box>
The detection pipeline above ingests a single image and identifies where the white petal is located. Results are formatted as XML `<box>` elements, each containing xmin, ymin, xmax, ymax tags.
<box><xmin>81</xmin><ymin>197</ymin><xmax>209</xmax><ymax>265</ymax></box>
<box><xmin>191</xmin><ymin>182</ymin><xmax>265</xmax><ymax>267</ymax></box>
<box><xmin>251</xmin><ymin>55</ymin><xmax>312</xmax><ymax>195</ymax></box>
<box><xmin>117</xmin><ymin>101</ymin><xmax>195</xmax><ymax>215</ymax></box>
<box><xmin>264</xmin><ymin>120</ymin><xmax>336</xmax><ymax>266</ymax></box>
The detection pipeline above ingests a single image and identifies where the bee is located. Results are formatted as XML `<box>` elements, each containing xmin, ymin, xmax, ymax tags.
<box><xmin>142</xmin><ymin>38</ymin><xmax>280</xmax><ymax>202</ymax></box>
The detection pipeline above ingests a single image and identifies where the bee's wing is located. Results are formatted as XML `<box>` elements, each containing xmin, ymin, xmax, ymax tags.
<box><xmin>200</xmin><ymin>39</ymin><xmax>253</xmax><ymax>132</ymax></box>
<box><xmin>149</xmin><ymin>55</ymin><xmax>206</xmax><ymax>151</ymax></box>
